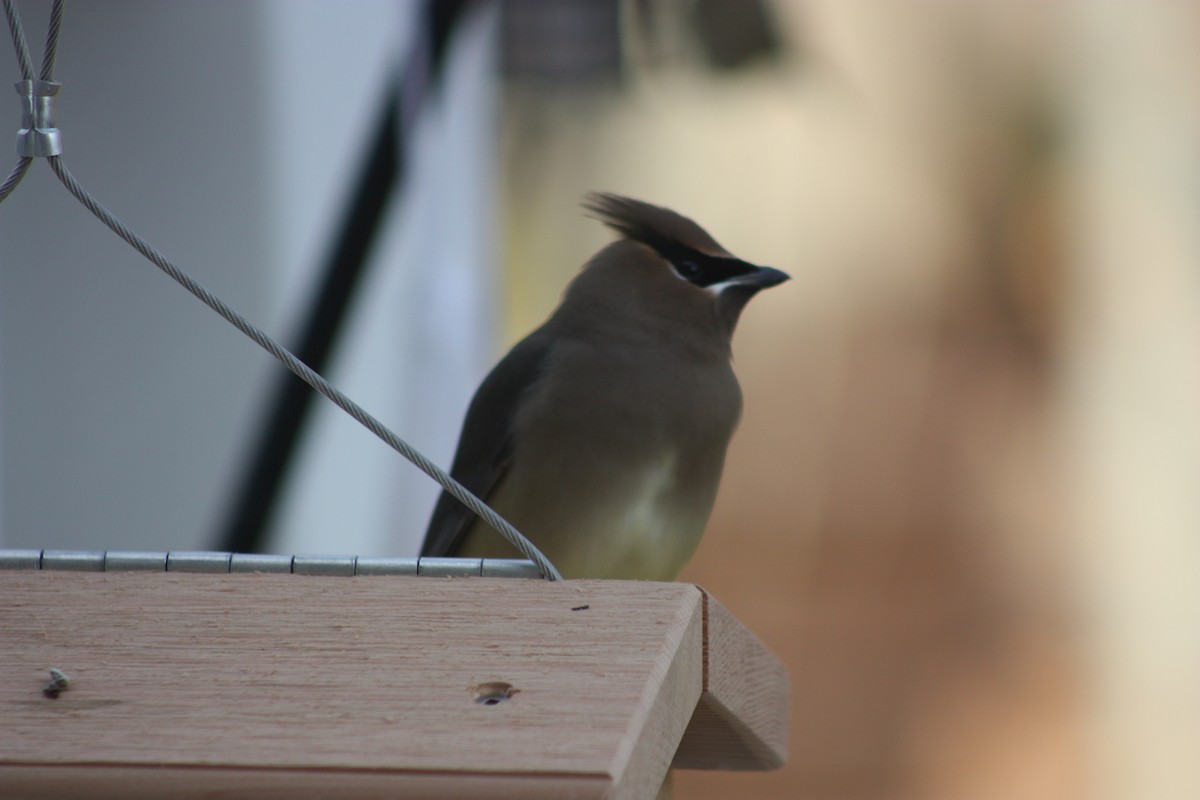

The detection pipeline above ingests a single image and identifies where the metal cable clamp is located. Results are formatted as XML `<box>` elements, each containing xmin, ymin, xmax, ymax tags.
<box><xmin>15</xmin><ymin>78</ymin><xmax>62</xmax><ymax>157</ymax></box>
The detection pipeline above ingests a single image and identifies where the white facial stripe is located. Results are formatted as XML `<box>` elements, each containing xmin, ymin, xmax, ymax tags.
<box><xmin>704</xmin><ymin>277</ymin><xmax>742</xmax><ymax>296</ymax></box>
<box><xmin>666</xmin><ymin>257</ymin><xmax>758</xmax><ymax>294</ymax></box>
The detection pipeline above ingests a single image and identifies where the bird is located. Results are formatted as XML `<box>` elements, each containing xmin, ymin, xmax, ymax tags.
<box><xmin>420</xmin><ymin>193</ymin><xmax>788</xmax><ymax>580</ymax></box>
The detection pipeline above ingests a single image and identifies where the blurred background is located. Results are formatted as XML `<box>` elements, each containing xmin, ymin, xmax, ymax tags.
<box><xmin>2</xmin><ymin>1</ymin><xmax>1199</xmax><ymax>798</ymax></box>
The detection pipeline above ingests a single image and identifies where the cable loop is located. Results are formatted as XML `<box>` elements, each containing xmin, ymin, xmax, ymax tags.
<box><xmin>3</xmin><ymin>0</ymin><xmax>563</xmax><ymax>581</ymax></box>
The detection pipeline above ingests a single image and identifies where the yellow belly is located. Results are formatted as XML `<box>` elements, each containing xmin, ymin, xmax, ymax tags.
<box><xmin>456</xmin><ymin>451</ymin><xmax>710</xmax><ymax>581</ymax></box>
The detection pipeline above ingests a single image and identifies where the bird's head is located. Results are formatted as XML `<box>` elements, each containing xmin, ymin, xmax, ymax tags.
<box><xmin>578</xmin><ymin>193</ymin><xmax>789</xmax><ymax>335</ymax></box>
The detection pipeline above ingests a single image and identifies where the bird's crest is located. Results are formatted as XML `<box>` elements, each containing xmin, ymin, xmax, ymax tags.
<box><xmin>583</xmin><ymin>193</ymin><xmax>728</xmax><ymax>257</ymax></box>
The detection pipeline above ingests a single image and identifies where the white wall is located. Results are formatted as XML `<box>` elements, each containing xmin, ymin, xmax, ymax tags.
<box><xmin>0</xmin><ymin>0</ymin><xmax>498</xmax><ymax>556</ymax></box>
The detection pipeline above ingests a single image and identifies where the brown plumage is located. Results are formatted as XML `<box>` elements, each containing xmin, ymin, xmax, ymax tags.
<box><xmin>420</xmin><ymin>193</ymin><xmax>788</xmax><ymax>580</ymax></box>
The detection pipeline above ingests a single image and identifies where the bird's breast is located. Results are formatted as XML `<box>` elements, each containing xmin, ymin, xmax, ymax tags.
<box><xmin>483</xmin><ymin>336</ymin><xmax>741</xmax><ymax>579</ymax></box>
<box><xmin>528</xmin><ymin>332</ymin><xmax>742</xmax><ymax>441</ymax></box>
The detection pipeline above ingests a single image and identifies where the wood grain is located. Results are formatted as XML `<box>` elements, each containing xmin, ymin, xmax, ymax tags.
<box><xmin>673</xmin><ymin>589</ymin><xmax>790</xmax><ymax>770</ymax></box>
<box><xmin>0</xmin><ymin>572</ymin><xmax>785</xmax><ymax>798</ymax></box>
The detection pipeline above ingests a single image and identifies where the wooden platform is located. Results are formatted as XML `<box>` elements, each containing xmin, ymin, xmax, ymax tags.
<box><xmin>0</xmin><ymin>572</ymin><xmax>788</xmax><ymax>799</ymax></box>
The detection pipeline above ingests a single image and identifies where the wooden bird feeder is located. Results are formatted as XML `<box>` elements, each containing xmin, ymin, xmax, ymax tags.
<box><xmin>0</xmin><ymin>569</ymin><xmax>788</xmax><ymax>798</ymax></box>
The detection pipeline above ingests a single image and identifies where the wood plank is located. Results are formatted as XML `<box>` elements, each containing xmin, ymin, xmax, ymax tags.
<box><xmin>0</xmin><ymin>571</ymin><xmax>785</xmax><ymax>798</ymax></box>
<box><xmin>673</xmin><ymin>589</ymin><xmax>790</xmax><ymax>770</ymax></box>
<box><xmin>608</xmin><ymin>585</ymin><xmax>703</xmax><ymax>799</ymax></box>
<box><xmin>0</xmin><ymin>766</ymin><xmax>606</xmax><ymax>800</ymax></box>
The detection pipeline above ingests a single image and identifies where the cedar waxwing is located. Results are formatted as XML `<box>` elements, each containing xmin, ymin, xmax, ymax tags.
<box><xmin>420</xmin><ymin>193</ymin><xmax>788</xmax><ymax>580</ymax></box>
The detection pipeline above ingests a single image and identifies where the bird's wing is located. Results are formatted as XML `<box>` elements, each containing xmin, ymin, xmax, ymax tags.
<box><xmin>419</xmin><ymin>332</ymin><xmax>554</xmax><ymax>557</ymax></box>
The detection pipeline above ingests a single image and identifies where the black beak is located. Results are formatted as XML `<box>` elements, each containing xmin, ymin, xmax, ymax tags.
<box><xmin>728</xmin><ymin>264</ymin><xmax>790</xmax><ymax>291</ymax></box>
